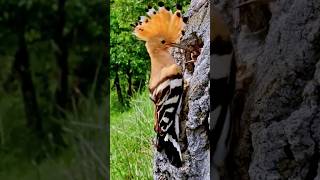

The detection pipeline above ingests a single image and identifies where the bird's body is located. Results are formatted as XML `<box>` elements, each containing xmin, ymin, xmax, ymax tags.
<box><xmin>150</xmin><ymin>67</ymin><xmax>183</xmax><ymax>167</ymax></box>
<box><xmin>133</xmin><ymin>2</ymin><xmax>186</xmax><ymax>167</ymax></box>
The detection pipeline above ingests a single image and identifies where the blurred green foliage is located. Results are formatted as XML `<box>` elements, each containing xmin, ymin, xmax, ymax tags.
<box><xmin>0</xmin><ymin>0</ymin><xmax>107</xmax><ymax>179</ymax></box>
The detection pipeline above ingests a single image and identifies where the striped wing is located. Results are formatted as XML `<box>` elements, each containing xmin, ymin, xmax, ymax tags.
<box><xmin>150</xmin><ymin>74</ymin><xmax>183</xmax><ymax>167</ymax></box>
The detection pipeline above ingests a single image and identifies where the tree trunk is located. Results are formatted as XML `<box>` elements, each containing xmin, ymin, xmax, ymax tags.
<box><xmin>154</xmin><ymin>0</ymin><xmax>320</xmax><ymax>179</ymax></box>
<box><xmin>50</xmin><ymin>0</ymin><xmax>69</xmax><ymax>147</ymax></box>
<box><xmin>54</xmin><ymin>0</ymin><xmax>69</xmax><ymax>115</ymax></box>
<box><xmin>126</xmin><ymin>60</ymin><xmax>133</xmax><ymax>97</ymax></box>
<box><xmin>215</xmin><ymin>0</ymin><xmax>320</xmax><ymax>179</ymax></box>
<box><xmin>114</xmin><ymin>65</ymin><xmax>124</xmax><ymax>106</ymax></box>
<box><xmin>14</xmin><ymin>27</ymin><xmax>42</xmax><ymax>136</ymax></box>
<box><xmin>154</xmin><ymin>0</ymin><xmax>210</xmax><ymax>179</ymax></box>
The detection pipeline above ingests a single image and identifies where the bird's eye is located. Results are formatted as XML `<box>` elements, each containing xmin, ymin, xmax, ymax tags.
<box><xmin>161</xmin><ymin>40</ymin><xmax>166</xmax><ymax>44</ymax></box>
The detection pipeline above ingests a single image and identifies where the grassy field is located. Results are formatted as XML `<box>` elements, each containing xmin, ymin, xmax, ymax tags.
<box><xmin>0</xmin><ymin>94</ymin><xmax>107</xmax><ymax>180</ymax></box>
<box><xmin>110</xmin><ymin>91</ymin><xmax>154</xmax><ymax>179</ymax></box>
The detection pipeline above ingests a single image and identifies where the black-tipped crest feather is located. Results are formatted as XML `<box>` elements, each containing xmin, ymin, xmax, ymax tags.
<box><xmin>133</xmin><ymin>2</ymin><xmax>185</xmax><ymax>44</ymax></box>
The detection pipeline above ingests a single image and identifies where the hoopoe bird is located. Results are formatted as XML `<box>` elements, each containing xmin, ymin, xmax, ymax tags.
<box><xmin>210</xmin><ymin>6</ymin><xmax>236</xmax><ymax>180</ymax></box>
<box><xmin>132</xmin><ymin>2</ymin><xmax>188</xmax><ymax>167</ymax></box>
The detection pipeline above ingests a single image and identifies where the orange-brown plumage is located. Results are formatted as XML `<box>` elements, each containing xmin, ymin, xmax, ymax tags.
<box><xmin>133</xmin><ymin>7</ymin><xmax>184</xmax><ymax>44</ymax></box>
<box><xmin>133</xmin><ymin>3</ymin><xmax>185</xmax><ymax>91</ymax></box>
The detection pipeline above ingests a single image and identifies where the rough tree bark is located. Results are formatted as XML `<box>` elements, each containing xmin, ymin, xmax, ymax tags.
<box><xmin>215</xmin><ymin>0</ymin><xmax>320</xmax><ymax>179</ymax></box>
<box><xmin>155</xmin><ymin>0</ymin><xmax>320</xmax><ymax>179</ymax></box>
<box><xmin>154</xmin><ymin>0</ymin><xmax>210</xmax><ymax>179</ymax></box>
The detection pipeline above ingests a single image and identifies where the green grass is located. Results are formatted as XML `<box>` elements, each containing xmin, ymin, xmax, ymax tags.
<box><xmin>0</xmin><ymin>92</ymin><xmax>107</xmax><ymax>180</ymax></box>
<box><xmin>110</xmin><ymin>90</ymin><xmax>154</xmax><ymax>180</ymax></box>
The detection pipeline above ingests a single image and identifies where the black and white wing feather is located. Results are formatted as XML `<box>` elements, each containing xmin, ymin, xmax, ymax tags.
<box><xmin>150</xmin><ymin>74</ymin><xmax>184</xmax><ymax>167</ymax></box>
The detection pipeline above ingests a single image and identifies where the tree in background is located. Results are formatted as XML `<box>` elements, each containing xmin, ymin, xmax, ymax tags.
<box><xmin>54</xmin><ymin>0</ymin><xmax>70</xmax><ymax>117</ymax></box>
<box><xmin>0</xmin><ymin>1</ymin><xmax>54</xmax><ymax>137</ymax></box>
<box><xmin>0</xmin><ymin>0</ymin><xmax>106</xmax><ymax>158</ymax></box>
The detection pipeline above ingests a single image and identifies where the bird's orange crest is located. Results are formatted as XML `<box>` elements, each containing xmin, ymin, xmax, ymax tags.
<box><xmin>132</xmin><ymin>2</ymin><xmax>188</xmax><ymax>45</ymax></box>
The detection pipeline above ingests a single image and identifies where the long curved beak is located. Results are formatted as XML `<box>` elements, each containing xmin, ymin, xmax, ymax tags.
<box><xmin>169</xmin><ymin>43</ymin><xmax>188</xmax><ymax>50</ymax></box>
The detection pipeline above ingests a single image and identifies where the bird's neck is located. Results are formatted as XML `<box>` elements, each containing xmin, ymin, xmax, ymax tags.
<box><xmin>148</xmin><ymin>49</ymin><xmax>176</xmax><ymax>90</ymax></box>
